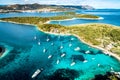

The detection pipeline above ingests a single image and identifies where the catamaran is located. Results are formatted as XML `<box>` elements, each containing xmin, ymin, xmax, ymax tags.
<box><xmin>46</xmin><ymin>37</ymin><xmax>50</xmax><ymax>42</ymax></box>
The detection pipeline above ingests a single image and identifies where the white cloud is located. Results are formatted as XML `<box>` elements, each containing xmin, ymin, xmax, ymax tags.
<box><xmin>24</xmin><ymin>0</ymin><xmax>29</xmax><ymax>2</ymax></box>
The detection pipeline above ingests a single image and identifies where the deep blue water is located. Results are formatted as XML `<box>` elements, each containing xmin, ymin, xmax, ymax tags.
<box><xmin>50</xmin><ymin>9</ymin><xmax>120</xmax><ymax>26</ymax></box>
<box><xmin>0</xmin><ymin>10</ymin><xmax>120</xmax><ymax>80</ymax></box>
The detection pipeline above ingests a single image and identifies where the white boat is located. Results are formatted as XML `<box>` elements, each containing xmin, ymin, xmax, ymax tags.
<box><xmin>56</xmin><ymin>59</ymin><xmax>60</xmax><ymax>64</ymax></box>
<box><xmin>60</xmin><ymin>46</ymin><xmax>63</xmax><ymax>49</ymax></box>
<box><xmin>74</xmin><ymin>47</ymin><xmax>80</xmax><ymax>51</ymax></box>
<box><xmin>70</xmin><ymin>62</ymin><xmax>75</xmax><ymax>66</ymax></box>
<box><xmin>31</xmin><ymin>69</ymin><xmax>41</xmax><ymax>78</ymax></box>
<box><xmin>51</xmin><ymin>42</ymin><xmax>54</xmax><ymax>46</ymax></box>
<box><xmin>69</xmin><ymin>43</ymin><xmax>72</xmax><ymax>47</ymax></box>
<box><xmin>85</xmin><ymin>50</ymin><xmax>90</xmax><ymax>54</ymax></box>
<box><xmin>61</xmin><ymin>53</ymin><xmax>66</xmax><ymax>57</ymax></box>
<box><xmin>111</xmin><ymin>67</ymin><xmax>114</xmax><ymax>71</ymax></box>
<box><xmin>46</xmin><ymin>38</ymin><xmax>50</xmax><ymax>42</ymax></box>
<box><xmin>34</xmin><ymin>36</ymin><xmax>37</xmax><ymax>40</ymax></box>
<box><xmin>98</xmin><ymin>64</ymin><xmax>100</xmax><ymax>67</ymax></box>
<box><xmin>38</xmin><ymin>42</ymin><xmax>40</xmax><ymax>45</ymax></box>
<box><xmin>43</xmin><ymin>48</ymin><xmax>46</xmax><ymax>53</ymax></box>
<box><xmin>48</xmin><ymin>55</ymin><xmax>52</xmax><ymax>59</ymax></box>
<box><xmin>83</xmin><ymin>60</ymin><xmax>88</xmax><ymax>63</ymax></box>
<box><xmin>71</xmin><ymin>38</ymin><xmax>74</xmax><ymax>41</ymax></box>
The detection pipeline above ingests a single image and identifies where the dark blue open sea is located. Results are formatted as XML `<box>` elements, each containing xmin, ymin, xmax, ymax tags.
<box><xmin>0</xmin><ymin>9</ymin><xmax>120</xmax><ymax>80</ymax></box>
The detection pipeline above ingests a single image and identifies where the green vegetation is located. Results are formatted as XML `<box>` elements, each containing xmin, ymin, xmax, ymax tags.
<box><xmin>39</xmin><ymin>23</ymin><xmax>120</xmax><ymax>56</ymax></box>
<box><xmin>75</xmin><ymin>14</ymin><xmax>99</xmax><ymax>18</ymax></box>
<box><xmin>0</xmin><ymin>15</ymin><xmax>120</xmax><ymax>57</ymax></box>
<box><xmin>0</xmin><ymin>12</ymin><xmax>99</xmax><ymax>24</ymax></box>
<box><xmin>63</xmin><ymin>12</ymin><xmax>76</xmax><ymax>15</ymax></box>
<box><xmin>0</xmin><ymin>17</ymin><xmax>49</xmax><ymax>24</ymax></box>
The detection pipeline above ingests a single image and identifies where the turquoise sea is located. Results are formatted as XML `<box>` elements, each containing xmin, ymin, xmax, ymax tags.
<box><xmin>0</xmin><ymin>9</ymin><xmax>120</xmax><ymax>80</ymax></box>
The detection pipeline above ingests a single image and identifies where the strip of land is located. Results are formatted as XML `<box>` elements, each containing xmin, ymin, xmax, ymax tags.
<box><xmin>0</xmin><ymin>14</ymin><xmax>120</xmax><ymax>61</ymax></box>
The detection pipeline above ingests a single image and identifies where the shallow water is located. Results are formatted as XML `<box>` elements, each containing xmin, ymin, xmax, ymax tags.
<box><xmin>0</xmin><ymin>21</ymin><xmax>120</xmax><ymax>80</ymax></box>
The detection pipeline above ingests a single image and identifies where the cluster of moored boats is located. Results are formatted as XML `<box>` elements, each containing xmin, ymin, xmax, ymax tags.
<box><xmin>31</xmin><ymin>35</ymin><xmax>102</xmax><ymax>78</ymax></box>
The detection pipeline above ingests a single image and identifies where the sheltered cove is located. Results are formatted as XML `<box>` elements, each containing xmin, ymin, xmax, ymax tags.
<box><xmin>0</xmin><ymin>13</ymin><xmax>120</xmax><ymax>61</ymax></box>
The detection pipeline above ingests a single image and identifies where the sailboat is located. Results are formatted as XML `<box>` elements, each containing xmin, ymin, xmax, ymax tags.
<box><xmin>85</xmin><ymin>50</ymin><xmax>90</xmax><ymax>54</ymax></box>
<box><xmin>48</xmin><ymin>55</ymin><xmax>52</xmax><ymax>59</ymax></box>
<box><xmin>56</xmin><ymin>59</ymin><xmax>60</xmax><ymax>64</ymax></box>
<box><xmin>46</xmin><ymin>36</ymin><xmax>50</xmax><ymax>42</ymax></box>
<box><xmin>61</xmin><ymin>53</ymin><xmax>66</xmax><ymax>57</ymax></box>
<box><xmin>71</xmin><ymin>38</ymin><xmax>74</xmax><ymax>41</ymax></box>
<box><xmin>70</xmin><ymin>62</ymin><xmax>75</xmax><ymax>66</ymax></box>
<box><xmin>83</xmin><ymin>60</ymin><xmax>88</xmax><ymax>63</ymax></box>
<box><xmin>60</xmin><ymin>42</ymin><xmax>63</xmax><ymax>49</ymax></box>
<box><xmin>69</xmin><ymin>43</ymin><xmax>72</xmax><ymax>47</ymax></box>
<box><xmin>43</xmin><ymin>48</ymin><xmax>46</xmax><ymax>53</ymax></box>
<box><xmin>38</xmin><ymin>41</ymin><xmax>40</xmax><ymax>45</ymax></box>
<box><xmin>31</xmin><ymin>69</ymin><xmax>41</xmax><ymax>78</ymax></box>
<box><xmin>74</xmin><ymin>47</ymin><xmax>80</xmax><ymax>51</ymax></box>
<box><xmin>34</xmin><ymin>36</ymin><xmax>37</xmax><ymax>40</ymax></box>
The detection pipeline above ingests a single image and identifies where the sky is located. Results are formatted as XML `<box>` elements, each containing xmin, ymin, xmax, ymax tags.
<box><xmin>0</xmin><ymin>0</ymin><xmax>120</xmax><ymax>9</ymax></box>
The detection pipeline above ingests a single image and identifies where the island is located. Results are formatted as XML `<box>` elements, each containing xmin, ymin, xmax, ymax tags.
<box><xmin>0</xmin><ymin>13</ymin><xmax>120</xmax><ymax>61</ymax></box>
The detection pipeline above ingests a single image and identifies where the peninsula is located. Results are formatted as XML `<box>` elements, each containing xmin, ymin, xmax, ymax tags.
<box><xmin>0</xmin><ymin>13</ymin><xmax>120</xmax><ymax>61</ymax></box>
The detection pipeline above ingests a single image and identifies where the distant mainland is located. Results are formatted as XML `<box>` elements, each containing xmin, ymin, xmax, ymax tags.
<box><xmin>0</xmin><ymin>3</ymin><xmax>94</xmax><ymax>13</ymax></box>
